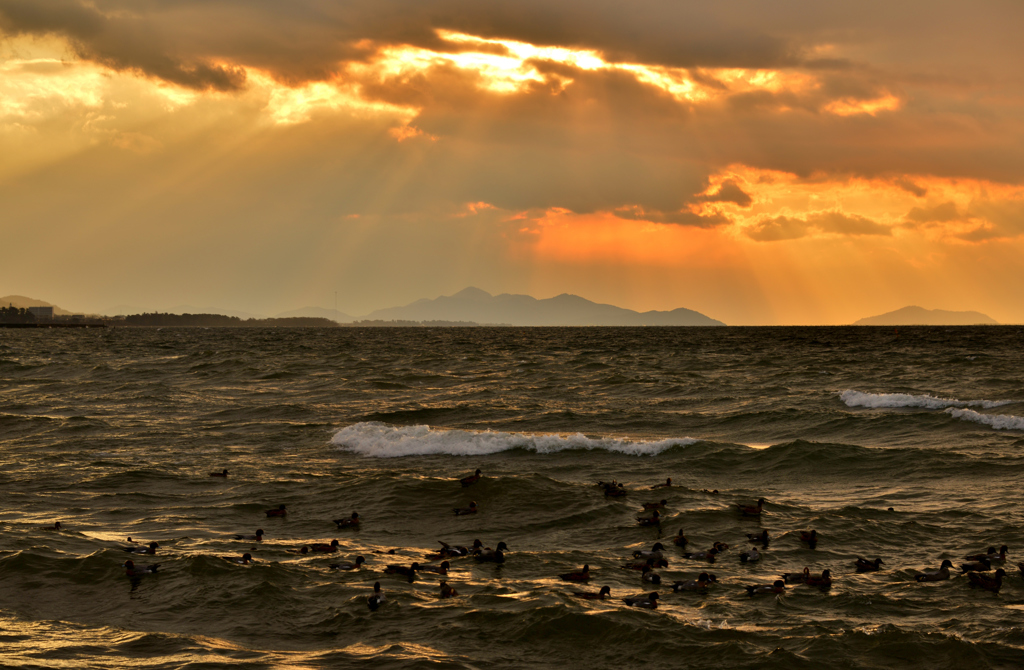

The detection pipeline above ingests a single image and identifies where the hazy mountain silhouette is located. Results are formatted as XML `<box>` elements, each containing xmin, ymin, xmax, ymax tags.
<box><xmin>854</xmin><ymin>306</ymin><xmax>998</xmax><ymax>326</ymax></box>
<box><xmin>363</xmin><ymin>287</ymin><xmax>725</xmax><ymax>326</ymax></box>
<box><xmin>0</xmin><ymin>295</ymin><xmax>73</xmax><ymax>315</ymax></box>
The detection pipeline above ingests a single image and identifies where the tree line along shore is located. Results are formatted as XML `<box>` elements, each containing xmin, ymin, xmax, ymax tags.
<box><xmin>0</xmin><ymin>310</ymin><xmax>497</xmax><ymax>327</ymax></box>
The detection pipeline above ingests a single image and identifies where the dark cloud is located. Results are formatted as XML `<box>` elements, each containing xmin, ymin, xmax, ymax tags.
<box><xmin>745</xmin><ymin>215</ymin><xmax>809</xmax><ymax>241</ymax></box>
<box><xmin>692</xmin><ymin>179</ymin><xmax>753</xmax><ymax>207</ymax></box>
<box><xmin>0</xmin><ymin>0</ymin><xmax>906</xmax><ymax>91</ymax></box>
<box><xmin>905</xmin><ymin>201</ymin><xmax>961</xmax><ymax>223</ymax></box>
<box><xmin>893</xmin><ymin>177</ymin><xmax>927</xmax><ymax>197</ymax></box>
<box><xmin>613</xmin><ymin>206</ymin><xmax>729</xmax><ymax>227</ymax></box>
<box><xmin>0</xmin><ymin>0</ymin><xmax>247</xmax><ymax>90</ymax></box>
<box><xmin>746</xmin><ymin>211</ymin><xmax>890</xmax><ymax>241</ymax></box>
<box><xmin>965</xmin><ymin>199</ymin><xmax>1024</xmax><ymax>237</ymax></box>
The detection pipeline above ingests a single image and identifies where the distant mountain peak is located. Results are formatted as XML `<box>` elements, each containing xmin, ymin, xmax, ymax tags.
<box><xmin>451</xmin><ymin>287</ymin><xmax>493</xmax><ymax>299</ymax></box>
<box><xmin>854</xmin><ymin>306</ymin><xmax>998</xmax><ymax>326</ymax></box>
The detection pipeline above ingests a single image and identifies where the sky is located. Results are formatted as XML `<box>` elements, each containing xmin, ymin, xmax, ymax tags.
<box><xmin>1</xmin><ymin>0</ymin><xmax>1023</xmax><ymax>325</ymax></box>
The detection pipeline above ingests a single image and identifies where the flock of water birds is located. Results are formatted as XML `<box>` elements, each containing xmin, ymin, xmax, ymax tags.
<box><xmin>45</xmin><ymin>467</ymin><xmax>1019</xmax><ymax>611</ymax></box>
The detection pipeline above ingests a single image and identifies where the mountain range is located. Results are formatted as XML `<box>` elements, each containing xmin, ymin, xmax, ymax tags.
<box><xmin>359</xmin><ymin>287</ymin><xmax>725</xmax><ymax>326</ymax></box>
<box><xmin>3</xmin><ymin>292</ymin><xmax>1002</xmax><ymax>326</ymax></box>
<box><xmin>853</xmin><ymin>306</ymin><xmax>998</xmax><ymax>326</ymax></box>
<box><xmin>2</xmin><ymin>289</ymin><xmax>722</xmax><ymax>326</ymax></box>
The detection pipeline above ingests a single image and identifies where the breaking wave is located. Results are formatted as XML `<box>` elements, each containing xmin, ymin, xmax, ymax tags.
<box><xmin>330</xmin><ymin>421</ymin><xmax>697</xmax><ymax>457</ymax></box>
<box><xmin>840</xmin><ymin>390</ymin><xmax>1014</xmax><ymax>410</ymax></box>
<box><xmin>946</xmin><ymin>408</ymin><xmax>1024</xmax><ymax>431</ymax></box>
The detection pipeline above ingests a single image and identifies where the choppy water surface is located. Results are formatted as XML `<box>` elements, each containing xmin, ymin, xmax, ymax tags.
<box><xmin>2</xmin><ymin>326</ymin><xmax>1024</xmax><ymax>669</ymax></box>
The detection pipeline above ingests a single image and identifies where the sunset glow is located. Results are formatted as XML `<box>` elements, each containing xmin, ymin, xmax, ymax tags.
<box><xmin>1</xmin><ymin>1</ymin><xmax>1022</xmax><ymax>324</ymax></box>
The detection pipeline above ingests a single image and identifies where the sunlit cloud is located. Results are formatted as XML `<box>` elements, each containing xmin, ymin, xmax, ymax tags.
<box><xmin>824</xmin><ymin>93</ymin><xmax>901</xmax><ymax>116</ymax></box>
<box><xmin>356</xmin><ymin>30</ymin><xmax>823</xmax><ymax>108</ymax></box>
<box><xmin>677</xmin><ymin>165</ymin><xmax>1024</xmax><ymax>242</ymax></box>
<box><xmin>0</xmin><ymin>58</ymin><xmax>106</xmax><ymax>118</ymax></box>
<box><xmin>251</xmin><ymin>71</ymin><xmax>417</xmax><ymax>125</ymax></box>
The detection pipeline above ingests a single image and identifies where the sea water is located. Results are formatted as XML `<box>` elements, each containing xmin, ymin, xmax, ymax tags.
<box><xmin>1</xmin><ymin>326</ymin><xmax>1023</xmax><ymax>669</ymax></box>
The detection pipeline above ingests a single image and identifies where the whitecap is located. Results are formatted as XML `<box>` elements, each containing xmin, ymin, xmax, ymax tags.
<box><xmin>840</xmin><ymin>390</ymin><xmax>1013</xmax><ymax>410</ymax></box>
<box><xmin>330</xmin><ymin>422</ymin><xmax>697</xmax><ymax>458</ymax></box>
<box><xmin>946</xmin><ymin>408</ymin><xmax>1024</xmax><ymax>431</ymax></box>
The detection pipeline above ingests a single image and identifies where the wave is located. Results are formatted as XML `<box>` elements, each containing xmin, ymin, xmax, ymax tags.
<box><xmin>840</xmin><ymin>390</ymin><xmax>1014</xmax><ymax>410</ymax></box>
<box><xmin>330</xmin><ymin>422</ymin><xmax>697</xmax><ymax>457</ymax></box>
<box><xmin>946</xmin><ymin>408</ymin><xmax>1024</xmax><ymax>431</ymax></box>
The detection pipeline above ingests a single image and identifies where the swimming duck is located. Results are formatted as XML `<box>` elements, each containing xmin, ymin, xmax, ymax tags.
<box><xmin>737</xmin><ymin>498</ymin><xmax>765</xmax><ymax>516</ymax></box>
<box><xmin>329</xmin><ymin>556</ymin><xmax>366</xmax><ymax>570</ymax></box>
<box><xmin>965</xmin><ymin>545</ymin><xmax>1008</xmax><ymax>563</ymax></box>
<box><xmin>967</xmin><ymin>568</ymin><xmax>1006</xmax><ymax>593</ymax></box>
<box><xmin>234</xmin><ymin>529</ymin><xmax>264</xmax><ymax>542</ymax></box>
<box><xmin>426</xmin><ymin>539</ymin><xmax>481</xmax><ymax>560</ymax></box>
<box><xmin>475</xmin><ymin>542</ymin><xmax>508</xmax><ymax>563</ymax></box>
<box><xmin>806</xmin><ymin>569</ymin><xmax>832</xmax><ymax>588</ymax></box>
<box><xmin>781</xmin><ymin>567</ymin><xmax>811</xmax><ymax>584</ymax></box>
<box><xmin>123</xmin><ymin>560</ymin><xmax>159</xmax><ymax>577</ymax></box>
<box><xmin>713</xmin><ymin>541</ymin><xmax>730</xmax><ymax>552</ymax></box>
<box><xmin>633</xmin><ymin>543</ymin><xmax>666</xmax><ymax>560</ymax></box>
<box><xmin>439</xmin><ymin>580</ymin><xmax>459</xmax><ymax>598</ymax></box>
<box><xmin>623</xmin><ymin>558</ymin><xmax>668</xmax><ymax>571</ymax></box>
<box><xmin>288</xmin><ymin>546</ymin><xmax>311</xmax><ymax>555</ymax></box>
<box><xmin>418</xmin><ymin>561</ymin><xmax>451</xmax><ymax>575</ymax></box>
<box><xmin>384</xmin><ymin>562</ymin><xmax>420</xmax><ymax>582</ymax></box>
<box><xmin>265</xmin><ymin>504</ymin><xmax>287</xmax><ymax>517</ymax></box>
<box><xmin>799</xmin><ymin>530</ymin><xmax>818</xmax><ymax>549</ymax></box>
<box><xmin>671</xmin><ymin>572</ymin><xmax>716</xmax><ymax>592</ymax></box>
<box><xmin>224</xmin><ymin>552</ymin><xmax>253</xmax><ymax>564</ymax></box>
<box><xmin>45</xmin><ymin>521</ymin><xmax>63</xmax><ymax>531</ymax></box>
<box><xmin>1018</xmin><ymin>562</ymin><xmax>1024</xmax><ymax>578</ymax></box>
<box><xmin>367</xmin><ymin>582</ymin><xmax>386</xmax><ymax>611</ymax></box>
<box><xmin>636</xmin><ymin>510</ymin><xmax>661</xmax><ymax>527</ymax></box>
<box><xmin>672</xmin><ymin>529</ymin><xmax>689</xmax><ymax>548</ymax></box>
<box><xmin>641</xmin><ymin>567</ymin><xmax>662</xmax><ymax>585</ymax></box>
<box><xmin>987</xmin><ymin>546</ymin><xmax>1010</xmax><ymax>563</ymax></box>
<box><xmin>960</xmin><ymin>558</ymin><xmax>991</xmax><ymax>573</ymax></box>
<box><xmin>641</xmin><ymin>500</ymin><xmax>668</xmax><ymax>511</ymax></box>
<box><xmin>746</xmin><ymin>530</ymin><xmax>770</xmax><ymax>547</ymax></box>
<box><xmin>454</xmin><ymin>501</ymin><xmax>478</xmax><ymax>516</ymax></box>
<box><xmin>915</xmin><ymin>560</ymin><xmax>954</xmax><ymax>582</ymax></box>
<box><xmin>124</xmin><ymin>542</ymin><xmax>159</xmax><ymax>555</ymax></box>
<box><xmin>854</xmin><ymin>557</ymin><xmax>884</xmax><ymax>572</ymax></box>
<box><xmin>460</xmin><ymin>469</ymin><xmax>482</xmax><ymax>487</ymax></box>
<box><xmin>600</xmin><ymin>480</ymin><xmax>627</xmax><ymax>497</ymax></box>
<box><xmin>651</xmin><ymin>478</ymin><xmax>672</xmax><ymax>489</ymax></box>
<box><xmin>559</xmin><ymin>564</ymin><xmax>590</xmax><ymax>582</ymax></box>
<box><xmin>746</xmin><ymin>580</ymin><xmax>785</xmax><ymax>595</ymax></box>
<box><xmin>622</xmin><ymin>592</ymin><xmax>659</xmax><ymax>609</ymax></box>
<box><xmin>682</xmin><ymin>548</ymin><xmax>718</xmax><ymax>563</ymax></box>
<box><xmin>309</xmin><ymin>540</ymin><xmax>340</xmax><ymax>553</ymax></box>
<box><xmin>572</xmin><ymin>585</ymin><xmax>611</xmax><ymax>600</ymax></box>
<box><xmin>739</xmin><ymin>547</ymin><xmax>761</xmax><ymax>563</ymax></box>
<box><xmin>334</xmin><ymin>512</ymin><xmax>360</xmax><ymax>529</ymax></box>
<box><xmin>210</xmin><ymin>469</ymin><xmax>228</xmax><ymax>477</ymax></box>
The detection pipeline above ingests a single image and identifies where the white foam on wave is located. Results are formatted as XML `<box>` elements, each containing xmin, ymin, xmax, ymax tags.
<box><xmin>946</xmin><ymin>408</ymin><xmax>1024</xmax><ymax>431</ymax></box>
<box><xmin>840</xmin><ymin>390</ymin><xmax>1014</xmax><ymax>410</ymax></box>
<box><xmin>330</xmin><ymin>422</ymin><xmax>697</xmax><ymax>457</ymax></box>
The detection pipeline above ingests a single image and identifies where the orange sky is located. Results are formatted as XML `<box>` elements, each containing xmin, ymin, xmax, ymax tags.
<box><xmin>1</xmin><ymin>1</ymin><xmax>1023</xmax><ymax>324</ymax></box>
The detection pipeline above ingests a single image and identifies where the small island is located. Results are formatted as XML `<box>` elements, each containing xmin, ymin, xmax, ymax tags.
<box><xmin>854</xmin><ymin>306</ymin><xmax>998</xmax><ymax>326</ymax></box>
